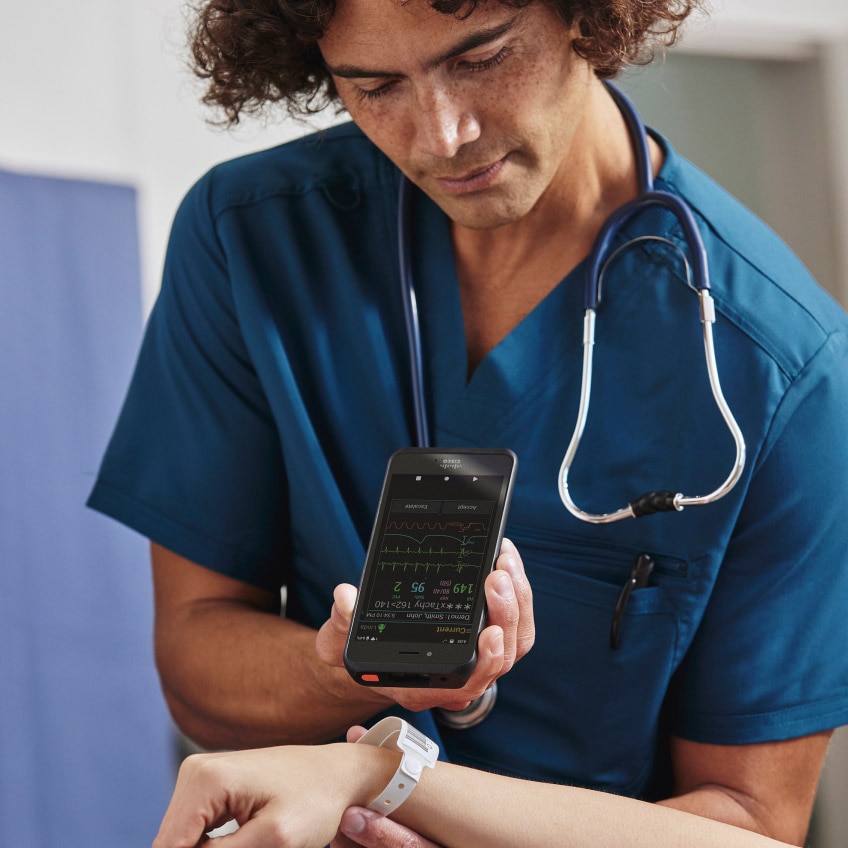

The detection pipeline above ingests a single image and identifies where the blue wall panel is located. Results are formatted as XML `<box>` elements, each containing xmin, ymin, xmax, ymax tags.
<box><xmin>0</xmin><ymin>169</ymin><xmax>173</xmax><ymax>846</ymax></box>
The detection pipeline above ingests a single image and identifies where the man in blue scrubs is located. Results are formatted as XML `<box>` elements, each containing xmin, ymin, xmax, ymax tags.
<box><xmin>88</xmin><ymin>0</ymin><xmax>848</xmax><ymax>844</ymax></box>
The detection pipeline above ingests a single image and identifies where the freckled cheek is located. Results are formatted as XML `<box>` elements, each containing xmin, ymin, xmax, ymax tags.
<box><xmin>487</xmin><ymin>64</ymin><xmax>552</xmax><ymax>122</ymax></box>
<box><xmin>344</xmin><ymin>102</ymin><xmax>417</xmax><ymax>165</ymax></box>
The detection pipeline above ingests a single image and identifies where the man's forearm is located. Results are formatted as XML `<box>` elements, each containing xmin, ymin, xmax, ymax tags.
<box><xmin>156</xmin><ymin>601</ymin><xmax>389</xmax><ymax>750</ymax></box>
<box><xmin>658</xmin><ymin>790</ymin><xmax>766</xmax><ymax>838</ymax></box>
<box><xmin>656</xmin><ymin>733</ymin><xmax>832</xmax><ymax>847</ymax></box>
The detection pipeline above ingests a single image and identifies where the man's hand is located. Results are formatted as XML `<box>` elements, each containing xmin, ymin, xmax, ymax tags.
<box><xmin>332</xmin><ymin>808</ymin><xmax>444</xmax><ymax>848</ymax></box>
<box><xmin>315</xmin><ymin>537</ymin><xmax>534</xmax><ymax>713</ymax></box>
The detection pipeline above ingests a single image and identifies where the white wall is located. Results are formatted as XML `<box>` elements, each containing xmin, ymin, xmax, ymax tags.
<box><xmin>821</xmin><ymin>34</ymin><xmax>848</xmax><ymax>308</ymax></box>
<box><xmin>684</xmin><ymin>0</ymin><xmax>848</xmax><ymax>54</ymax></box>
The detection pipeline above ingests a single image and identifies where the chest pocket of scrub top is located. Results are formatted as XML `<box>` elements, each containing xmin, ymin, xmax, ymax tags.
<box><xmin>440</xmin><ymin>527</ymin><xmax>684</xmax><ymax>796</ymax></box>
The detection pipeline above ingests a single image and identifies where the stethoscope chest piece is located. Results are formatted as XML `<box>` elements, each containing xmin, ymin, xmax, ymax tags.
<box><xmin>435</xmin><ymin>682</ymin><xmax>498</xmax><ymax>729</ymax></box>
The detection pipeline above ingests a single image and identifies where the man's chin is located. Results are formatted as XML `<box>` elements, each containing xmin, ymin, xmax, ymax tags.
<box><xmin>432</xmin><ymin>192</ymin><xmax>536</xmax><ymax>232</ymax></box>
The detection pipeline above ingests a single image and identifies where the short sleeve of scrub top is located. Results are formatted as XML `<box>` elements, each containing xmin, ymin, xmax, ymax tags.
<box><xmin>87</xmin><ymin>169</ymin><xmax>292</xmax><ymax>590</ymax></box>
<box><xmin>88</xmin><ymin>125</ymin><xmax>411</xmax><ymax>601</ymax></box>
<box><xmin>670</xmin><ymin>330</ymin><xmax>848</xmax><ymax>744</ymax></box>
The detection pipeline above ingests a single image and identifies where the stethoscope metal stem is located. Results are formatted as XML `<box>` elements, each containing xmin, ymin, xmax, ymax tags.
<box><xmin>677</xmin><ymin>290</ymin><xmax>746</xmax><ymax>508</ymax></box>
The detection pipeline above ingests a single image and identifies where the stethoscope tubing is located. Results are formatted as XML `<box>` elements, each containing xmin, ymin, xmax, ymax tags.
<box><xmin>584</xmin><ymin>190</ymin><xmax>711</xmax><ymax>309</ymax></box>
<box><xmin>397</xmin><ymin>176</ymin><xmax>430</xmax><ymax>448</ymax></box>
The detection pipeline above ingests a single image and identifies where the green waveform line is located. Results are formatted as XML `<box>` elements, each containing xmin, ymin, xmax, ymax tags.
<box><xmin>380</xmin><ymin>545</ymin><xmax>480</xmax><ymax>559</ymax></box>
<box><xmin>378</xmin><ymin>561</ymin><xmax>481</xmax><ymax>573</ymax></box>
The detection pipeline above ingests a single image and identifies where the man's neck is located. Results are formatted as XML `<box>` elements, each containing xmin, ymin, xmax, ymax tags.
<box><xmin>449</xmin><ymin>81</ymin><xmax>663</xmax><ymax>376</ymax></box>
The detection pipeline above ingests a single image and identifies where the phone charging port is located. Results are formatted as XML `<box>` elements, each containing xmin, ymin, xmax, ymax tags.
<box><xmin>386</xmin><ymin>672</ymin><xmax>431</xmax><ymax>686</ymax></box>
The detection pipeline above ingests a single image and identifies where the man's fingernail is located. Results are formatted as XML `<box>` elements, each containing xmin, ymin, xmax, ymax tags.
<box><xmin>495</xmin><ymin>572</ymin><xmax>513</xmax><ymax>597</ymax></box>
<box><xmin>341</xmin><ymin>811</ymin><xmax>367</xmax><ymax>835</ymax></box>
<box><xmin>500</xmin><ymin>556</ymin><xmax>521</xmax><ymax>581</ymax></box>
<box><xmin>502</xmin><ymin>537</ymin><xmax>521</xmax><ymax>557</ymax></box>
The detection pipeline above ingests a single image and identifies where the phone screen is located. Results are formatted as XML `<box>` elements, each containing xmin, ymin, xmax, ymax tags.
<box><xmin>352</xmin><ymin>471</ymin><xmax>505</xmax><ymax>646</ymax></box>
<box><xmin>345</xmin><ymin>449</ymin><xmax>516</xmax><ymax>687</ymax></box>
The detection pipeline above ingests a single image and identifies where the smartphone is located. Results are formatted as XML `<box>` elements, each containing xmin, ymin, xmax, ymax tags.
<box><xmin>344</xmin><ymin>447</ymin><xmax>517</xmax><ymax>688</ymax></box>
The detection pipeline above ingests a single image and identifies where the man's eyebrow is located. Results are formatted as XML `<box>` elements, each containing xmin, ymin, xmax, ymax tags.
<box><xmin>325</xmin><ymin>14</ymin><xmax>521</xmax><ymax>79</ymax></box>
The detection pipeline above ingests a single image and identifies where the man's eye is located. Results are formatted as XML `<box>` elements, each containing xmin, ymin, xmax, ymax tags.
<box><xmin>459</xmin><ymin>46</ymin><xmax>512</xmax><ymax>72</ymax></box>
<box><xmin>355</xmin><ymin>80</ymin><xmax>398</xmax><ymax>101</ymax></box>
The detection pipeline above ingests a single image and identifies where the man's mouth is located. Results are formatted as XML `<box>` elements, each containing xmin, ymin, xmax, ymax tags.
<box><xmin>434</xmin><ymin>156</ymin><xmax>508</xmax><ymax>194</ymax></box>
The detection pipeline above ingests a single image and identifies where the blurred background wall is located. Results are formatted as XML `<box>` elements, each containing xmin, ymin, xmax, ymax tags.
<box><xmin>1</xmin><ymin>1</ymin><xmax>846</xmax><ymax>845</ymax></box>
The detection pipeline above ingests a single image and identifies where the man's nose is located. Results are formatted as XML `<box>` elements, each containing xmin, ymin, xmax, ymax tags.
<box><xmin>413</xmin><ymin>86</ymin><xmax>481</xmax><ymax>159</ymax></box>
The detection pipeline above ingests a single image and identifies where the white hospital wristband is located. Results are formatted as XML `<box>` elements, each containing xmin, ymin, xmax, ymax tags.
<box><xmin>355</xmin><ymin>717</ymin><xmax>439</xmax><ymax>815</ymax></box>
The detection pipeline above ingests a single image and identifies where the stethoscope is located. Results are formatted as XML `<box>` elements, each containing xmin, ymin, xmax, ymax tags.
<box><xmin>397</xmin><ymin>82</ymin><xmax>746</xmax><ymax>728</ymax></box>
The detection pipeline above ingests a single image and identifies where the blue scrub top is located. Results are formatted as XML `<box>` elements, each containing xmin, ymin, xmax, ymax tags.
<box><xmin>88</xmin><ymin>122</ymin><xmax>848</xmax><ymax>798</ymax></box>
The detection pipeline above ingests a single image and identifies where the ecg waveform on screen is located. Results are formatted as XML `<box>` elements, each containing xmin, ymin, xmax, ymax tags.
<box><xmin>378</xmin><ymin>560</ymin><xmax>480</xmax><ymax>575</ymax></box>
<box><xmin>386</xmin><ymin>519</ymin><xmax>489</xmax><ymax>535</ymax></box>
<box><xmin>378</xmin><ymin>517</ymin><xmax>489</xmax><ymax>575</ymax></box>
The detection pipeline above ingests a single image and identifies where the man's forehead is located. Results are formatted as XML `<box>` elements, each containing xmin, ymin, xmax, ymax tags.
<box><xmin>322</xmin><ymin>0</ymin><xmax>528</xmax><ymax>35</ymax></box>
<box><xmin>320</xmin><ymin>0</ymin><xmax>529</xmax><ymax>71</ymax></box>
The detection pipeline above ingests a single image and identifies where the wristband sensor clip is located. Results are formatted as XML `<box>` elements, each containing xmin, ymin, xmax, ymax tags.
<box><xmin>356</xmin><ymin>717</ymin><xmax>438</xmax><ymax>814</ymax></box>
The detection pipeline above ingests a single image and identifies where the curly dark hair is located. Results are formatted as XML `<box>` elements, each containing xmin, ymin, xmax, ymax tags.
<box><xmin>188</xmin><ymin>0</ymin><xmax>705</xmax><ymax>126</ymax></box>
